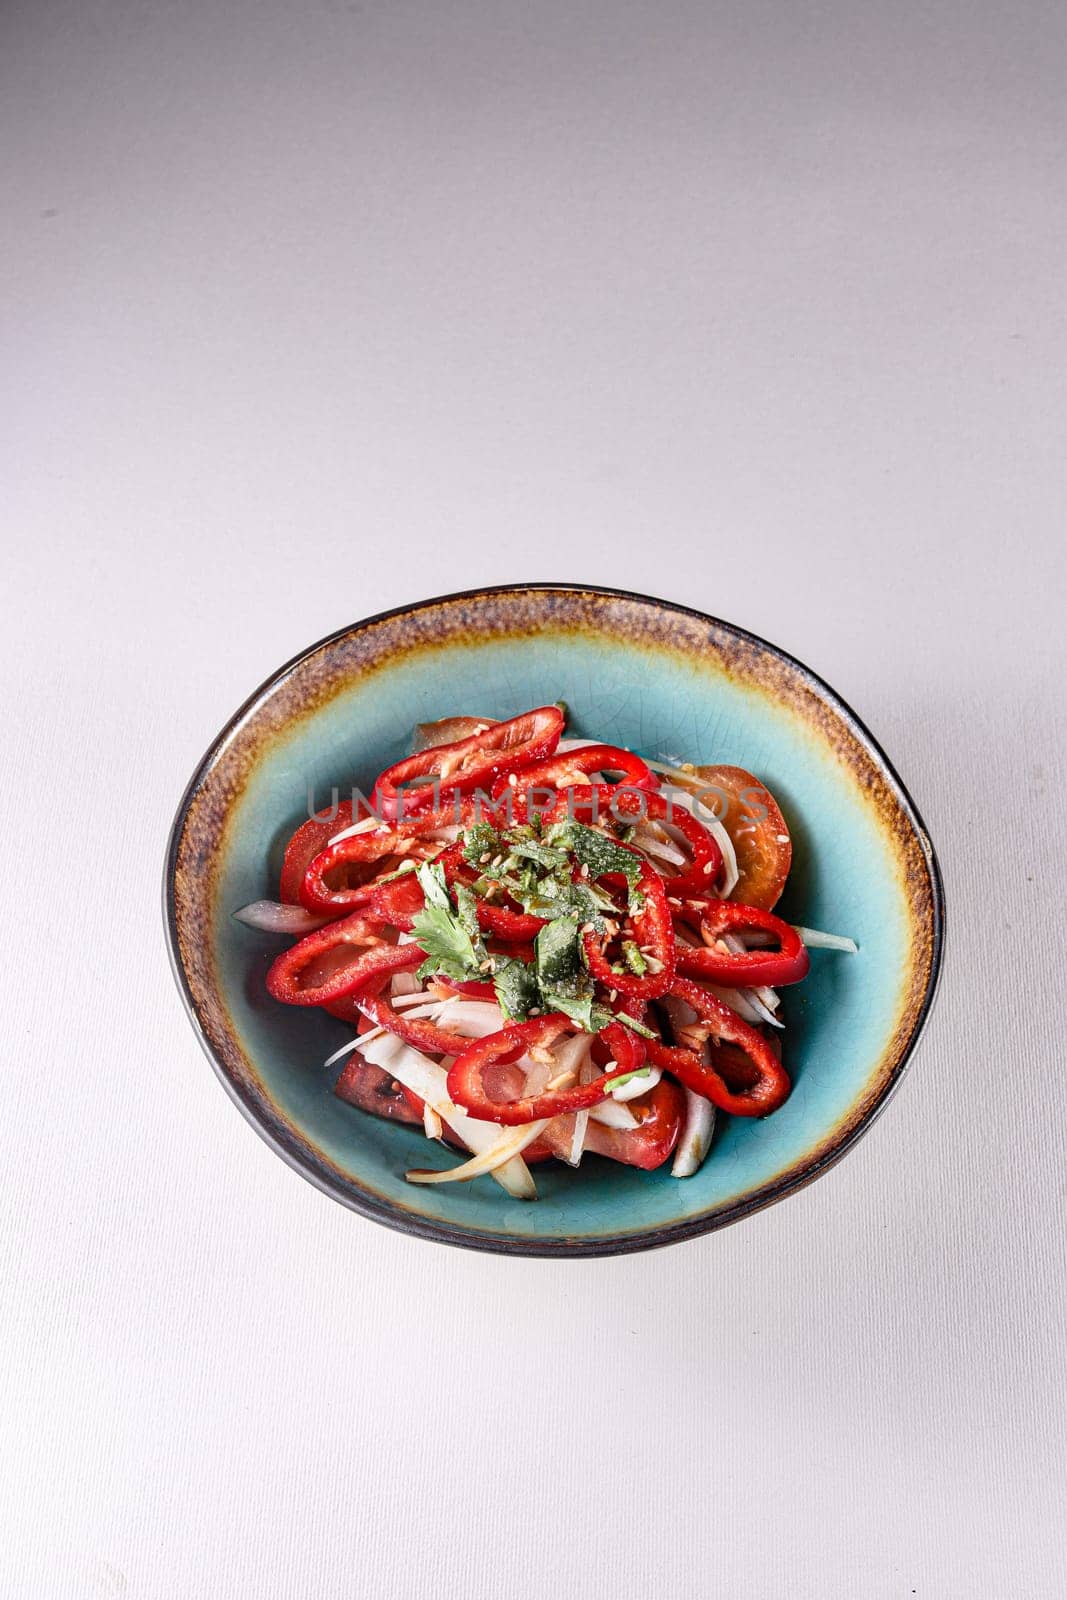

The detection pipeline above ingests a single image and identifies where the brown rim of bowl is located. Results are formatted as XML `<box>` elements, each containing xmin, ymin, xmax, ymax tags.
<box><xmin>163</xmin><ymin>582</ymin><xmax>946</xmax><ymax>1256</ymax></box>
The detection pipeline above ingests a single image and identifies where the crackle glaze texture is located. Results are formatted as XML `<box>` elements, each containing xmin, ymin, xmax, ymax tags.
<box><xmin>165</xmin><ymin>585</ymin><xmax>943</xmax><ymax>1254</ymax></box>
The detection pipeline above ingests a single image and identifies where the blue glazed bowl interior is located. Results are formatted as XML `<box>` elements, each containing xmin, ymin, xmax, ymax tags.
<box><xmin>184</xmin><ymin>603</ymin><xmax>936</xmax><ymax>1252</ymax></box>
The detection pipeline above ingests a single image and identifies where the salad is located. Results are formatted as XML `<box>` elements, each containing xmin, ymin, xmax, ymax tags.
<box><xmin>236</xmin><ymin>707</ymin><xmax>855</xmax><ymax>1199</ymax></box>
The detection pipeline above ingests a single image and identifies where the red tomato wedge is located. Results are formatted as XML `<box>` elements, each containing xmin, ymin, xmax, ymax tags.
<box><xmin>690</xmin><ymin>764</ymin><xmax>792</xmax><ymax>911</ymax></box>
<box><xmin>541</xmin><ymin>1078</ymin><xmax>685</xmax><ymax>1171</ymax></box>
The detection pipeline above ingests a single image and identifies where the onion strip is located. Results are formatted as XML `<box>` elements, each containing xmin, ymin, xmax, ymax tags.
<box><xmin>233</xmin><ymin>901</ymin><xmax>331</xmax><ymax>934</ymax></box>
<box><xmin>794</xmin><ymin>926</ymin><xmax>859</xmax><ymax>953</ymax></box>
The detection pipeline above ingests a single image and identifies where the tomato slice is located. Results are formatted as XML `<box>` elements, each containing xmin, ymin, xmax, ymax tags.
<box><xmin>411</xmin><ymin>716</ymin><xmax>496</xmax><ymax>752</ymax></box>
<box><xmin>690</xmin><ymin>764</ymin><xmax>792</xmax><ymax>910</ymax></box>
<box><xmin>334</xmin><ymin>1058</ymin><xmax>423</xmax><ymax>1124</ymax></box>
<box><xmin>541</xmin><ymin>1078</ymin><xmax>685</xmax><ymax>1170</ymax></box>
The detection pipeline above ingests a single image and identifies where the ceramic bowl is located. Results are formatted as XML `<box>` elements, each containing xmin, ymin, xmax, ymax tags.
<box><xmin>164</xmin><ymin>584</ymin><xmax>943</xmax><ymax>1255</ymax></box>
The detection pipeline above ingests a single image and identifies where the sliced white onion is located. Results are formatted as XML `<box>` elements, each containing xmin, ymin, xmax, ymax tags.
<box><xmin>388</xmin><ymin>999</ymin><xmax>506</xmax><ymax>1039</ymax></box>
<box><xmin>704</xmin><ymin>983</ymin><xmax>784</xmax><ymax>1029</ymax></box>
<box><xmin>328</xmin><ymin>815</ymin><xmax>386</xmax><ymax>846</ymax></box>
<box><xmin>407</xmin><ymin>1114</ymin><xmax>552</xmax><ymax>1185</ymax></box>
<box><xmin>672</xmin><ymin>1090</ymin><xmax>715</xmax><ymax>1178</ymax></box>
<box><xmin>794</xmin><ymin>926</ymin><xmax>859</xmax><ymax>953</ymax></box>
<box><xmin>708</xmin><ymin>933</ymin><xmax>784</xmax><ymax>1028</ymax></box>
<box><xmin>423</xmin><ymin>1104</ymin><xmax>443</xmax><ymax>1140</ymax></box>
<box><xmin>631</xmin><ymin>827</ymin><xmax>688</xmax><ymax>869</ymax></box>
<box><xmin>658</xmin><ymin>785</ymin><xmax>740</xmax><ymax>897</ymax></box>
<box><xmin>560</xmin><ymin>1041</ymin><xmax>601</xmax><ymax>1167</ymax></box>
<box><xmin>567</xmin><ymin>1110</ymin><xmax>589</xmax><ymax>1166</ymax></box>
<box><xmin>359</xmin><ymin>1032</ymin><xmax>536</xmax><ymax>1199</ymax></box>
<box><xmin>406</xmin><ymin>1040</ymin><xmax>586</xmax><ymax>1187</ymax></box>
<box><xmin>324</xmin><ymin>1035</ymin><xmax>365</xmax><ymax>1069</ymax></box>
<box><xmin>609</xmin><ymin>1065</ymin><xmax>663</xmax><ymax>1101</ymax></box>
<box><xmin>556</xmin><ymin>738</ymin><xmax>598</xmax><ymax>753</ymax></box>
<box><xmin>390</xmin><ymin>987</ymin><xmax>440</xmax><ymax>1008</ymax></box>
<box><xmin>643</xmin><ymin>756</ymin><xmax>703</xmax><ymax>785</ymax></box>
<box><xmin>391</xmin><ymin>967</ymin><xmax>422</xmax><ymax>997</ymax></box>
<box><xmin>587</xmin><ymin>1100</ymin><xmax>638</xmax><ymax>1130</ymax></box>
<box><xmin>421</xmin><ymin>826</ymin><xmax>462</xmax><ymax>845</ymax></box>
<box><xmin>233</xmin><ymin>900</ymin><xmax>330</xmax><ymax>934</ymax></box>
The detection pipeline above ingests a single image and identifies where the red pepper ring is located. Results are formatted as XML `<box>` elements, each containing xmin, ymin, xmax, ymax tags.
<box><xmin>298</xmin><ymin>802</ymin><xmax>475</xmax><ymax>915</ymax></box>
<box><xmin>490</xmin><ymin>743</ymin><xmax>657</xmax><ymax>806</ymax></box>
<box><xmin>279</xmin><ymin>801</ymin><xmax>355</xmax><ymax>906</ymax></box>
<box><xmin>447</xmin><ymin>1016</ymin><xmax>647</xmax><ymax>1125</ymax></box>
<box><xmin>647</xmin><ymin>975</ymin><xmax>791</xmax><ymax>1116</ymax></box>
<box><xmin>359</xmin><ymin>870</ymin><xmax>427</xmax><ymax>930</ymax></box>
<box><xmin>356</xmin><ymin>991</ymin><xmax>474</xmax><ymax>1057</ymax></box>
<box><xmin>674</xmin><ymin>900</ymin><xmax>810</xmax><ymax>988</ymax></box>
<box><xmin>265</xmin><ymin>915</ymin><xmax>424</xmax><ymax>1007</ymax></box>
<box><xmin>581</xmin><ymin>856</ymin><xmax>676</xmax><ymax>1001</ymax></box>
<box><xmin>371</xmin><ymin>705</ymin><xmax>565</xmax><ymax>821</ymax></box>
<box><xmin>602</xmin><ymin>788</ymin><xmax>723</xmax><ymax>898</ymax></box>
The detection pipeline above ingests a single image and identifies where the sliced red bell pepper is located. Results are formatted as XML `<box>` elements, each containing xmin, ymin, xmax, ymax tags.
<box><xmin>581</xmin><ymin>857</ymin><xmax>676</xmax><ymax>1000</ymax></box>
<box><xmin>299</xmin><ymin>803</ymin><xmax>473</xmax><ymax>915</ymax></box>
<box><xmin>356</xmin><ymin>991</ymin><xmax>473</xmax><ymax>1057</ymax></box>
<box><xmin>447</xmin><ymin>1015</ymin><xmax>647</xmax><ymax>1125</ymax></box>
<box><xmin>646</xmin><ymin>975</ymin><xmax>791</xmax><ymax>1116</ymax></box>
<box><xmin>371</xmin><ymin>706</ymin><xmax>565</xmax><ymax>820</ymax></box>
<box><xmin>491</xmin><ymin>743</ymin><xmax>657</xmax><ymax>812</ymax></box>
<box><xmin>604</xmin><ymin>789</ymin><xmax>723</xmax><ymax>898</ymax></box>
<box><xmin>674</xmin><ymin>900</ymin><xmax>810</xmax><ymax>987</ymax></box>
<box><xmin>265</xmin><ymin>916</ymin><xmax>423</xmax><ymax>1007</ymax></box>
<box><xmin>360</xmin><ymin>870</ymin><xmax>426</xmax><ymax>930</ymax></box>
<box><xmin>279</xmin><ymin>801</ymin><xmax>354</xmax><ymax>905</ymax></box>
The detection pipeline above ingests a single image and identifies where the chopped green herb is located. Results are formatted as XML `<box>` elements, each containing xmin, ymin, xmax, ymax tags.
<box><xmin>461</xmin><ymin>822</ymin><xmax>501</xmax><ymax>868</ymax></box>
<box><xmin>411</xmin><ymin>901</ymin><xmax>479</xmax><ymax>983</ymax></box>
<box><xmin>535</xmin><ymin>917</ymin><xmax>582</xmax><ymax>987</ymax></box>
<box><xmin>453</xmin><ymin>882</ymin><xmax>481</xmax><ymax>941</ymax></box>
<box><xmin>371</xmin><ymin>858</ymin><xmax>420</xmax><ymax>885</ymax></box>
<box><xmin>543</xmin><ymin>987</ymin><xmax>596</xmax><ymax>1032</ymax></box>
<box><xmin>507</xmin><ymin>838</ymin><xmax>569</xmax><ymax>873</ymax></box>
<box><xmin>621</xmin><ymin>939</ymin><xmax>647</xmax><ymax>976</ymax></box>
<box><xmin>545</xmin><ymin>820</ymin><xmax>642</xmax><ymax>887</ymax></box>
<box><xmin>492</xmin><ymin>956</ymin><xmax>539</xmax><ymax>1022</ymax></box>
<box><xmin>612</xmin><ymin>1010</ymin><xmax>657</xmax><ymax>1041</ymax></box>
<box><xmin>415</xmin><ymin>859</ymin><xmax>451</xmax><ymax>911</ymax></box>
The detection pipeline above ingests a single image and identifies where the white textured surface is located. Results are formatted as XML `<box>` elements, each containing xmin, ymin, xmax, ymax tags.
<box><xmin>3</xmin><ymin>3</ymin><xmax>1066</xmax><ymax>1596</ymax></box>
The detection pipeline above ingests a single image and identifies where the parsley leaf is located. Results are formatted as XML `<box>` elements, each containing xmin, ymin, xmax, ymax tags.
<box><xmin>453</xmin><ymin>882</ymin><xmax>482</xmax><ymax>941</ymax></box>
<box><xmin>521</xmin><ymin>877</ymin><xmax>606</xmax><ymax>930</ymax></box>
<box><xmin>411</xmin><ymin>901</ymin><xmax>479</xmax><ymax>983</ymax></box>
<box><xmin>415</xmin><ymin>859</ymin><xmax>451</xmax><ymax>910</ymax></box>
<box><xmin>543</xmin><ymin>987</ymin><xmax>596</xmax><ymax>1032</ymax></box>
<box><xmin>507</xmin><ymin>838</ymin><xmax>569</xmax><ymax>873</ymax></box>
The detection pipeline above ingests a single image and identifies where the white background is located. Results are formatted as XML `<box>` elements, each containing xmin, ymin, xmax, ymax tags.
<box><xmin>3</xmin><ymin>3</ymin><xmax>1065</xmax><ymax>1596</ymax></box>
